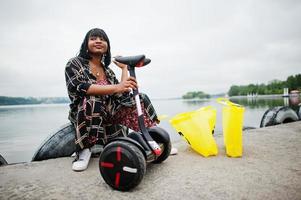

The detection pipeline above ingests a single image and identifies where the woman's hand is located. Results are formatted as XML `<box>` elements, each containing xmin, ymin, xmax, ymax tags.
<box><xmin>113</xmin><ymin>58</ymin><xmax>127</xmax><ymax>69</ymax></box>
<box><xmin>113</xmin><ymin>56</ymin><xmax>129</xmax><ymax>82</ymax></box>
<box><xmin>116</xmin><ymin>76</ymin><xmax>138</xmax><ymax>93</ymax></box>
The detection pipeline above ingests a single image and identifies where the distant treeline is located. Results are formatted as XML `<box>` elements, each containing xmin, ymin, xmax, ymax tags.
<box><xmin>228</xmin><ymin>74</ymin><xmax>301</xmax><ymax>96</ymax></box>
<box><xmin>0</xmin><ymin>96</ymin><xmax>69</xmax><ymax>106</ymax></box>
<box><xmin>182</xmin><ymin>91</ymin><xmax>210</xmax><ymax>99</ymax></box>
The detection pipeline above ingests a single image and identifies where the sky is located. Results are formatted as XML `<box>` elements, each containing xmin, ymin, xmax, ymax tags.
<box><xmin>0</xmin><ymin>0</ymin><xmax>300</xmax><ymax>99</ymax></box>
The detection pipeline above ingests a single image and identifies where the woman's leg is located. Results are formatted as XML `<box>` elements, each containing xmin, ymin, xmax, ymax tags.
<box><xmin>112</xmin><ymin>93</ymin><xmax>159</xmax><ymax>131</ymax></box>
<box><xmin>75</xmin><ymin>96</ymin><xmax>107</xmax><ymax>151</ymax></box>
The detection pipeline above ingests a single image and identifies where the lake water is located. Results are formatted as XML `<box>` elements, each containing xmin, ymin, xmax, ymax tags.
<box><xmin>0</xmin><ymin>97</ymin><xmax>298</xmax><ymax>164</ymax></box>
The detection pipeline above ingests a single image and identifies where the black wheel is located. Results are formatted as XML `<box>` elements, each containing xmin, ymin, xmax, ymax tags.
<box><xmin>99</xmin><ymin>140</ymin><xmax>146</xmax><ymax>191</ymax></box>
<box><xmin>148</xmin><ymin>127</ymin><xmax>172</xmax><ymax>164</ymax></box>
<box><xmin>260</xmin><ymin>106</ymin><xmax>299</xmax><ymax>127</ymax></box>
<box><xmin>32</xmin><ymin>123</ymin><xmax>76</xmax><ymax>161</ymax></box>
<box><xmin>32</xmin><ymin>123</ymin><xmax>128</xmax><ymax>161</ymax></box>
<box><xmin>0</xmin><ymin>154</ymin><xmax>7</xmax><ymax>166</ymax></box>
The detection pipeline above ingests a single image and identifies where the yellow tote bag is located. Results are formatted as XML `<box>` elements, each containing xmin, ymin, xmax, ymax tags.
<box><xmin>217</xmin><ymin>98</ymin><xmax>245</xmax><ymax>157</ymax></box>
<box><xmin>170</xmin><ymin>106</ymin><xmax>218</xmax><ymax>157</ymax></box>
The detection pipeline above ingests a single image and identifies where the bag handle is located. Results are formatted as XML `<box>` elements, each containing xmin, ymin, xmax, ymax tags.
<box><xmin>216</xmin><ymin>98</ymin><xmax>243</xmax><ymax>108</ymax></box>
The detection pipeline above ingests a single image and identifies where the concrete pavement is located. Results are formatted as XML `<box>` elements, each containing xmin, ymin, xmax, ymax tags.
<box><xmin>0</xmin><ymin>122</ymin><xmax>301</xmax><ymax>200</ymax></box>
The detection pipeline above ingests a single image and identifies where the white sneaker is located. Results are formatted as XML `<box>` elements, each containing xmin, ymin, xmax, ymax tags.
<box><xmin>170</xmin><ymin>147</ymin><xmax>178</xmax><ymax>155</ymax></box>
<box><xmin>72</xmin><ymin>148</ymin><xmax>91</xmax><ymax>171</ymax></box>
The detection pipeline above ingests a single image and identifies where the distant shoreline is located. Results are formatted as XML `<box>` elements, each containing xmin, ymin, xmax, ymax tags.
<box><xmin>1</xmin><ymin>94</ymin><xmax>295</xmax><ymax>106</ymax></box>
<box><xmin>230</xmin><ymin>94</ymin><xmax>300</xmax><ymax>99</ymax></box>
<box><xmin>0</xmin><ymin>103</ymin><xmax>69</xmax><ymax>108</ymax></box>
<box><xmin>0</xmin><ymin>96</ymin><xmax>70</xmax><ymax>106</ymax></box>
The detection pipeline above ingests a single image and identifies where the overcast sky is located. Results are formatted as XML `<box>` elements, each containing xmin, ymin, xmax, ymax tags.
<box><xmin>0</xmin><ymin>0</ymin><xmax>300</xmax><ymax>98</ymax></box>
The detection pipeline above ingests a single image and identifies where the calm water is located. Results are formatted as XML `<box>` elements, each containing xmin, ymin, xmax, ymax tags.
<box><xmin>0</xmin><ymin>97</ymin><xmax>298</xmax><ymax>164</ymax></box>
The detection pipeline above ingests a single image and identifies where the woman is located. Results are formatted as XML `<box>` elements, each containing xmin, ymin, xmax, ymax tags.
<box><xmin>65</xmin><ymin>28</ymin><xmax>159</xmax><ymax>171</ymax></box>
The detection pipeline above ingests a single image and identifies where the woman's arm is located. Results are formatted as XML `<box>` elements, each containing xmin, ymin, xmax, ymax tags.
<box><xmin>86</xmin><ymin>76</ymin><xmax>137</xmax><ymax>95</ymax></box>
<box><xmin>120</xmin><ymin>67</ymin><xmax>128</xmax><ymax>82</ymax></box>
<box><xmin>113</xmin><ymin>60</ymin><xmax>128</xmax><ymax>82</ymax></box>
<box><xmin>65</xmin><ymin>57</ymin><xmax>137</xmax><ymax>97</ymax></box>
<box><xmin>65</xmin><ymin>58</ymin><xmax>92</xmax><ymax>97</ymax></box>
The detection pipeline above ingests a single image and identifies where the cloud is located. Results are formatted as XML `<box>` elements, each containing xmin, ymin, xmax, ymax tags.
<box><xmin>0</xmin><ymin>0</ymin><xmax>301</xmax><ymax>98</ymax></box>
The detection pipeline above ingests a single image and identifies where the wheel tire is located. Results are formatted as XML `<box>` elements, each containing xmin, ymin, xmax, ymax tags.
<box><xmin>32</xmin><ymin>123</ymin><xmax>128</xmax><ymax>161</ymax></box>
<box><xmin>296</xmin><ymin>105</ymin><xmax>301</xmax><ymax>120</ymax></box>
<box><xmin>0</xmin><ymin>154</ymin><xmax>7</xmax><ymax>166</ymax></box>
<box><xmin>32</xmin><ymin>123</ymin><xmax>76</xmax><ymax>161</ymax></box>
<box><xmin>99</xmin><ymin>140</ymin><xmax>146</xmax><ymax>191</ymax></box>
<box><xmin>148</xmin><ymin>127</ymin><xmax>172</xmax><ymax>164</ymax></box>
<box><xmin>260</xmin><ymin>106</ymin><xmax>299</xmax><ymax>127</ymax></box>
<box><xmin>275</xmin><ymin>106</ymin><xmax>299</xmax><ymax>123</ymax></box>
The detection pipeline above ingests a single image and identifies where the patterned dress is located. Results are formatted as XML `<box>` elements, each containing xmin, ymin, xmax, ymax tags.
<box><xmin>65</xmin><ymin>56</ymin><xmax>158</xmax><ymax>151</ymax></box>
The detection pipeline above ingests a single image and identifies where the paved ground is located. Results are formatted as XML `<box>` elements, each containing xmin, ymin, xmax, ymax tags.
<box><xmin>0</xmin><ymin>122</ymin><xmax>301</xmax><ymax>200</ymax></box>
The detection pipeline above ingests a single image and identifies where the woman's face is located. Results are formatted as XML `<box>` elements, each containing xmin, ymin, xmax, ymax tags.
<box><xmin>87</xmin><ymin>36</ymin><xmax>108</xmax><ymax>56</ymax></box>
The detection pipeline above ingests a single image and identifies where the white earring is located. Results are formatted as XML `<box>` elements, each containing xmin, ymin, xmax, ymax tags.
<box><xmin>101</xmin><ymin>54</ymin><xmax>106</xmax><ymax>63</ymax></box>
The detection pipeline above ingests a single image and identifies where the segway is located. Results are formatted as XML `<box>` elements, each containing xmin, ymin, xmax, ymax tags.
<box><xmin>99</xmin><ymin>55</ymin><xmax>172</xmax><ymax>191</ymax></box>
